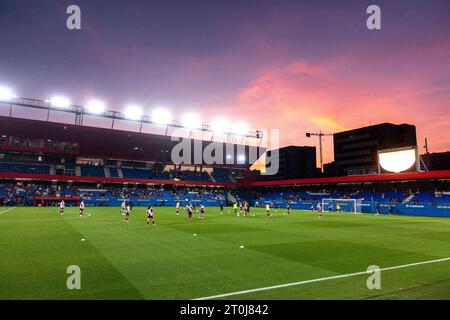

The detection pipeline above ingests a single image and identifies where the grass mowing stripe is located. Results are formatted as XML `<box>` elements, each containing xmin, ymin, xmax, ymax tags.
<box><xmin>193</xmin><ymin>257</ymin><xmax>450</xmax><ymax>300</ymax></box>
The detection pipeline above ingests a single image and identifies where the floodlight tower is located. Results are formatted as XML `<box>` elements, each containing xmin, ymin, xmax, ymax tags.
<box><xmin>306</xmin><ymin>130</ymin><xmax>333</xmax><ymax>172</ymax></box>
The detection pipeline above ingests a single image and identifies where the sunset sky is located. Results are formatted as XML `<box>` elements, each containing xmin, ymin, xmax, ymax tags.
<box><xmin>1</xmin><ymin>0</ymin><xmax>449</xmax><ymax>165</ymax></box>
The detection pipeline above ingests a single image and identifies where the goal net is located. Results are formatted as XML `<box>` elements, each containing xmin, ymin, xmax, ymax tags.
<box><xmin>321</xmin><ymin>198</ymin><xmax>363</xmax><ymax>214</ymax></box>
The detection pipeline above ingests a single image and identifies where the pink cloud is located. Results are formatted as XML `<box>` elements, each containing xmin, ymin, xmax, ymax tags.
<box><xmin>198</xmin><ymin>35</ymin><xmax>450</xmax><ymax>166</ymax></box>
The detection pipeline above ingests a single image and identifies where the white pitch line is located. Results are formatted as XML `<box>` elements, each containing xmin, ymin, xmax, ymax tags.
<box><xmin>193</xmin><ymin>256</ymin><xmax>450</xmax><ymax>300</ymax></box>
<box><xmin>0</xmin><ymin>207</ymin><xmax>17</xmax><ymax>215</ymax></box>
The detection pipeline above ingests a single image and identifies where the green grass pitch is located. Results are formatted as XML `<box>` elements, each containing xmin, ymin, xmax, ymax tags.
<box><xmin>1</xmin><ymin>206</ymin><xmax>450</xmax><ymax>300</ymax></box>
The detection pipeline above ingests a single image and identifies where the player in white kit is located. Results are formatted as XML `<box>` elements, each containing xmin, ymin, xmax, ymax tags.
<box><xmin>121</xmin><ymin>201</ymin><xmax>126</xmax><ymax>215</ymax></box>
<box><xmin>176</xmin><ymin>201</ymin><xmax>180</xmax><ymax>216</ymax></box>
<box><xmin>79</xmin><ymin>201</ymin><xmax>85</xmax><ymax>217</ymax></box>
<box><xmin>59</xmin><ymin>200</ymin><xmax>65</xmax><ymax>215</ymax></box>
<box><xmin>147</xmin><ymin>206</ymin><xmax>155</xmax><ymax>225</ymax></box>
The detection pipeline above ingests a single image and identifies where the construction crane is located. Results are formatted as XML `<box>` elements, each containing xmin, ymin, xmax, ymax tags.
<box><xmin>306</xmin><ymin>130</ymin><xmax>333</xmax><ymax>172</ymax></box>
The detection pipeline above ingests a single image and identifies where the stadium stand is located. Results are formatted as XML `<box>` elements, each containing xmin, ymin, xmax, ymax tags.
<box><xmin>121</xmin><ymin>167</ymin><xmax>152</xmax><ymax>179</ymax></box>
<box><xmin>109</xmin><ymin>167</ymin><xmax>119</xmax><ymax>177</ymax></box>
<box><xmin>0</xmin><ymin>162</ymin><xmax>50</xmax><ymax>174</ymax></box>
<box><xmin>171</xmin><ymin>170</ymin><xmax>210</xmax><ymax>182</ymax></box>
<box><xmin>80</xmin><ymin>165</ymin><xmax>105</xmax><ymax>177</ymax></box>
<box><xmin>153</xmin><ymin>171</ymin><xmax>171</xmax><ymax>180</ymax></box>
<box><xmin>1</xmin><ymin>179</ymin><xmax>449</xmax><ymax>217</ymax></box>
<box><xmin>0</xmin><ymin>181</ymin><xmax>226</xmax><ymax>207</ymax></box>
<box><xmin>212</xmin><ymin>168</ymin><xmax>234</xmax><ymax>182</ymax></box>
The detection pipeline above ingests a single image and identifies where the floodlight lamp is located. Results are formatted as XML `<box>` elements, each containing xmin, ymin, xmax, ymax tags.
<box><xmin>86</xmin><ymin>100</ymin><xmax>106</xmax><ymax>114</ymax></box>
<box><xmin>152</xmin><ymin>108</ymin><xmax>172</xmax><ymax>125</ymax></box>
<box><xmin>181</xmin><ymin>112</ymin><xmax>202</xmax><ymax>129</ymax></box>
<box><xmin>50</xmin><ymin>96</ymin><xmax>71</xmax><ymax>108</ymax></box>
<box><xmin>232</xmin><ymin>121</ymin><xmax>249</xmax><ymax>135</ymax></box>
<box><xmin>211</xmin><ymin>117</ymin><xmax>230</xmax><ymax>133</ymax></box>
<box><xmin>0</xmin><ymin>86</ymin><xmax>15</xmax><ymax>101</ymax></box>
<box><xmin>124</xmin><ymin>105</ymin><xmax>143</xmax><ymax>120</ymax></box>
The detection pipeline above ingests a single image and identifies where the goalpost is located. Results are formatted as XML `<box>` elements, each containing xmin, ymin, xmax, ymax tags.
<box><xmin>321</xmin><ymin>198</ymin><xmax>363</xmax><ymax>214</ymax></box>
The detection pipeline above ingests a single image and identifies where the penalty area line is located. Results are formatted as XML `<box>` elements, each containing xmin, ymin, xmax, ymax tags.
<box><xmin>193</xmin><ymin>256</ymin><xmax>450</xmax><ymax>300</ymax></box>
<box><xmin>0</xmin><ymin>207</ymin><xmax>17</xmax><ymax>215</ymax></box>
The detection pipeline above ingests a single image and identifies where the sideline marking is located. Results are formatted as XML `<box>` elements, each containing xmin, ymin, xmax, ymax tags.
<box><xmin>193</xmin><ymin>257</ymin><xmax>450</xmax><ymax>300</ymax></box>
<box><xmin>0</xmin><ymin>207</ymin><xmax>17</xmax><ymax>215</ymax></box>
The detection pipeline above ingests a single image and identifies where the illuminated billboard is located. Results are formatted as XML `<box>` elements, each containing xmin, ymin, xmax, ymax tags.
<box><xmin>378</xmin><ymin>147</ymin><xmax>418</xmax><ymax>173</ymax></box>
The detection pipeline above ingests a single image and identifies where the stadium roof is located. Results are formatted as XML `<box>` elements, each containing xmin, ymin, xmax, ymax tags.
<box><xmin>0</xmin><ymin>116</ymin><xmax>263</xmax><ymax>167</ymax></box>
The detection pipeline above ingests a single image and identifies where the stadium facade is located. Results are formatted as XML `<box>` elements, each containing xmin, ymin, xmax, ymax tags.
<box><xmin>333</xmin><ymin>123</ymin><xmax>418</xmax><ymax>176</ymax></box>
<box><xmin>258</xmin><ymin>146</ymin><xmax>318</xmax><ymax>180</ymax></box>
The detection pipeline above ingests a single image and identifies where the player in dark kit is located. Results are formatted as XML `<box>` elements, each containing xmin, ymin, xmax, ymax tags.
<box><xmin>220</xmin><ymin>202</ymin><xmax>224</xmax><ymax>215</ymax></box>
<box><xmin>147</xmin><ymin>206</ymin><xmax>155</xmax><ymax>226</ymax></box>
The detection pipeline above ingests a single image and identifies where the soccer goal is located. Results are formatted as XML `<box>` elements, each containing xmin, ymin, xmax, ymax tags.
<box><xmin>322</xmin><ymin>198</ymin><xmax>363</xmax><ymax>214</ymax></box>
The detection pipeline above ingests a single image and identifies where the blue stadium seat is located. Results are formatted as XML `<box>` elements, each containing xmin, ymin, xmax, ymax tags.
<box><xmin>0</xmin><ymin>162</ymin><xmax>50</xmax><ymax>175</ymax></box>
<box><xmin>121</xmin><ymin>168</ymin><xmax>152</xmax><ymax>179</ymax></box>
<box><xmin>80</xmin><ymin>165</ymin><xmax>105</xmax><ymax>177</ymax></box>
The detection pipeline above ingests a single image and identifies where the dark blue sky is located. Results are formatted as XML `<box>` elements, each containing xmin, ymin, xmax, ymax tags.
<box><xmin>1</xmin><ymin>0</ymin><xmax>449</xmax><ymax>160</ymax></box>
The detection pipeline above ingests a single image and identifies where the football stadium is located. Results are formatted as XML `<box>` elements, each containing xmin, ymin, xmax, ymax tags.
<box><xmin>1</xmin><ymin>92</ymin><xmax>450</xmax><ymax>301</ymax></box>
<box><xmin>1</xmin><ymin>0</ymin><xmax>449</xmax><ymax>306</ymax></box>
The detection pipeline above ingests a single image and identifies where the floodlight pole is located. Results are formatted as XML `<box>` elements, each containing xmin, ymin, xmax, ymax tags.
<box><xmin>306</xmin><ymin>130</ymin><xmax>333</xmax><ymax>172</ymax></box>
